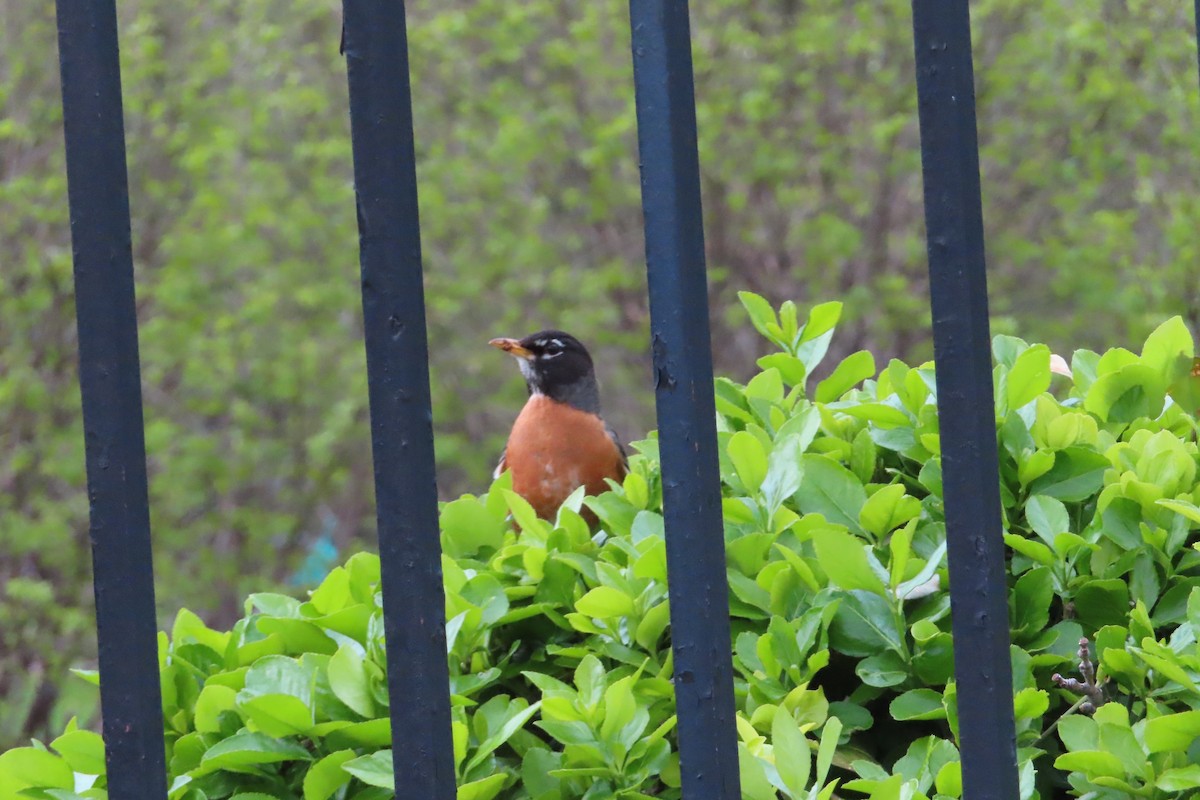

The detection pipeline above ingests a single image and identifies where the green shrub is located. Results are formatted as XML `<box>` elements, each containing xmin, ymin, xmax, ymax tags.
<box><xmin>4</xmin><ymin>295</ymin><xmax>1200</xmax><ymax>800</ymax></box>
<box><xmin>7</xmin><ymin>0</ymin><xmax>1200</xmax><ymax>752</ymax></box>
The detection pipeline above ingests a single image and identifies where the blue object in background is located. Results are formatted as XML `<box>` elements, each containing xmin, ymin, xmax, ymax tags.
<box><xmin>289</xmin><ymin>510</ymin><xmax>340</xmax><ymax>587</ymax></box>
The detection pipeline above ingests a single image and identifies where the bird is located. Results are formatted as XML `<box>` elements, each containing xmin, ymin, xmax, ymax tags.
<box><xmin>490</xmin><ymin>330</ymin><xmax>628</xmax><ymax>521</ymax></box>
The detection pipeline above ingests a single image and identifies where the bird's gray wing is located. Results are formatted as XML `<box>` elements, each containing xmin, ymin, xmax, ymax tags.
<box><xmin>606</xmin><ymin>424</ymin><xmax>629</xmax><ymax>476</ymax></box>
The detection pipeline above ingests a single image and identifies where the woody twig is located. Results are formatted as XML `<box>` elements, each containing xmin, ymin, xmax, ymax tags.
<box><xmin>1051</xmin><ymin>637</ymin><xmax>1105</xmax><ymax>714</ymax></box>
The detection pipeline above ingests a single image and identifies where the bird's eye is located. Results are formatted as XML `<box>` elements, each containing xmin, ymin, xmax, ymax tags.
<box><xmin>539</xmin><ymin>338</ymin><xmax>566</xmax><ymax>359</ymax></box>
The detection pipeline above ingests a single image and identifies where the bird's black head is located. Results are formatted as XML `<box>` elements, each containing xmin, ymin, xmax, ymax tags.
<box><xmin>490</xmin><ymin>330</ymin><xmax>601</xmax><ymax>413</ymax></box>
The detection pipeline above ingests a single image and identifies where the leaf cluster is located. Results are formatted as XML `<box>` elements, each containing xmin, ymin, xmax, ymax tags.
<box><xmin>7</xmin><ymin>295</ymin><xmax>1200</xmax><ymax>799</ymax></box>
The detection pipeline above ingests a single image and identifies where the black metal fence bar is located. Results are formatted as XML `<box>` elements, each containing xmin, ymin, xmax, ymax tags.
<box><xmin>53</xmin><ymin>0</ymin><xmax>167</xmax><ymax>797</ymax></box>
<box><xmin>1194</xmin><ymin>0</ymin><xmax>1199</xmax><ymax>88</ymax></box>
<box><xmin>910</xmin><ymin>2</ymin><xmax>1019</xmax><ymax>797</ymax></box>
<box><xmin>628</xmin><ymin>1</ymin><xmax>741</xmax><ymax>797</ymax></box>
<box><xmin>341</xmin><ymin>1</ymin><xmax>455</xmax><ymax>796</ymax></box>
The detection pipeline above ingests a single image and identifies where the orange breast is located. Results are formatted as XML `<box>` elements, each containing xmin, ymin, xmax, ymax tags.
<box><xmin>504</xmin><ymin>395</ymin><xmax>626</xmax><ymax>519</ymax></box>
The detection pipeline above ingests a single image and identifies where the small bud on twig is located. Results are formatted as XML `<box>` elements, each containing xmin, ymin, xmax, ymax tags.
<box><xmin>1051</xmin><ymin>638</ymin><xmax>1104</xmax><ymax>713</ymax></box>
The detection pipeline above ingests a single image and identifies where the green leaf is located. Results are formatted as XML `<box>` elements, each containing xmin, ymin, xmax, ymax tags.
<box><xmin>1141</xmin><ymin>316</ymin><xmax>1194</xmax><ymax>381</ymax></box>
<box><xmin>573</xmin><ymin>655</ymin><xmax>605</xmax><ymax>711</ymax></box>
<box><xmin>1096</xmin><ymin>709</ymin><xmax>1146</xmax><ymax>778</ymax></box>
<box><xmin>913</xmin><ymin>632</ymin><xmax>955</xmax><ymax>684</ymax></box>
<box><xmin>451</xmin><ymin>720</ymin><xmax>469</xmax><ymax>773</ymax></box>
<box><xmin>303</xmin><ymin>750</ymin><xmax>356</xmax><ymax>800</ymax></box>
<box><xmin>746</xmin><ymin>369</ymin><xmax>785</xmax><ymax>403</ymax></box>
<box><xmin>797</xmin><ymin>330</ymin><xmax>835</xmax><ymax>376</ymax></box>
<box><xmin>1157</xmin><ymin>498</ymin><xmax>1200</xmax><ymax>525</ymax></box>
<box><xmin>599</xmin><ymin>677</ymin><xmax>639</xmax><ymax>746</ymax></box>
<box><xmin>1073</xmin><ymin>579</ymin><xmax>1131</xmax><ymax>629</ymax></box>
<box><xmin>635</xmin><ymin>600</ymin><xmax>671</xmax><ymax>651</ymax></box>
<box><xmin>993</xmin><ymin>335</ymin><xmax>1029</xmax><ymax>369</ymax></box>
<box><xmin>465</xmin><ymin>701</ymin><xmax>541</xmax><ymax>775</ymax></box>
<box><xmin>815</xmin><ymin>716</ymin><xmax>842</xmax><ymax>787</ymax></box>
<box><xmin>771</xmin><ymin>709</ymin><xmax>811</xmax><ymax>795</ymax></box>
<box><xmin>850</xmin><ymin>429</ymin><xmax>877</xmax><ymax>483</ymax></box>
<box><xmin>890</xmin><ymin>689</ymin><xmax>946</xmax><ymax>721</ymax></box>
<box><xmin>1004</xmin><ymin>533</ymin><xmax>1054</xmax><ymax>566</ymax></box>
<box><xmin>780</xmin><ymin>301</ymin><xmax>800</xmax><ymax>342</ymax></box>
<box><xmin>1053</xmin><ymin>750</ymin><xmax>1125</xmax><ymax>778</ymax></box>
<box><xmin>307</xmin><ymin>568</ymin><xmax>351</xmax><ymax>616</ymax></box>
<box><xmin>857</xmin><ymin>651</ymin><xmax>909</xmax><ymax>687</ymax></box>
<box><xmin>199</xmin><ymin>732</ymin><xmax>313</xmax><ymax>771</ymax></box>
<box><xmin>1024</xmin><ymin>495</ymin><xmax>1068</xmax><ymax>545</ymax></box>
<box><xmin>440</xmin><ymin>496</ymin><xmax>506</xmax><ymax>558</ymax></box>
<box><xmin>729</xmin><ymin>431</ymin><xmax>769</xmax><ymax>494</ymax></box>
<box><xmin>623</xmin><ymin>472</ymin><xmax>649</xmax><ymax>510</ymax></box>
<box><xmin>716</xmin><ymin>378</ymin><xmax>754</xmax><ymax>423</ymax></box>
<box><xmin>194</xmin><ymin>683</ymin><xmax>238</xmax><ymax>733</ymax></box>
<box><xmin>811</xmin><ymin>527</ymin><xmax>887</xmax><ymax>596</ymax></box>
<box><xmin>342</xmin><ymin>750</ymin><xmax>395</xmax><ymax>789</ymax></box>
<box><xmin>893</xmin><ymin>736</ymin><xmax>958</xmax><ymax>787</ymax></box>
<box><xmin>575</xmin><ymin>586</ymin><xmax>635</xmax><ymax>618</ymax></box>
<box><xmin>895</xmin><ymin>540</ymin><xmax>946</xmax><ymax>601</ymax></box>
<box><xmin>1011</xmin><ymin>568</ymin><xmax>1053</xmax><ymax>635</ymax></box>
<box><xmin>345</xmin><ymin>553</ymin><xmax>381</xmax><ymax>598</ymax></box>
<box><xmin>795</xmin><ymin>455</ymin><xmax>868</xmax><ymax>535</ymax></box>
<box><xmin>837</xmin><ymin>402</ymin><xmax>913</xmax><ymax>428</ymax></box>
<box><xmin>1018</xmin><ymin>449</ymin><xmax>1056</xmax><ymax>487</ymax></box>
<box><xmin>739</xmin><ymin>291</ymin><xmax>780</xmax><ymax>341</ymax></box>
<box><xmin>173</xmin><ymin>606</ymin><xmax>229</xmax><ymax>651</ymax></box>
<box><xmin>816</xmin><ymin>351</ymin><xmax>875</xmax><ymax>403</ymax></box>
<box><xmin>1012</xmin><ymin>689</ymin><xmax>1049</xmax><ymax>720</ymax></box>
<box><xmin>69</xmin><ymin>669</ymin><xmax>100</xmax><ymax>687</ymax></box>
<box><xmin>757</xmin><ymin>353</ymin><xmax>807</xmax><ymax>386</ymax></box>
<box><xmin>737</xmin><ymin>743</ymin><xmax>777</xmax><ymax>800</ymax></box>
<box><xmin>1169</xmin><ymin>359</ymin><xmax>1200</xmax><ymax>416</ymax></box>
<box><xmin>1156</xmin><ymin>764</ymin><xmax>1200</xmax><ymax>792</ymax></box>
<box><xmin>248</xmin><ymin>592</ymin><xmax>302</xmax><ymax>618</ymax></box>
<box><xmin>765</xmin><ymin>615</ymin><xmax>803</xmax><ymax>674</ymax></box>
<box><xmin>802</xmin><ymin>301</ymin><xmax>843</xmax><ymax>343</ymax></box>
<box><xmin>242</xmin><ymin>654</ymin><xmax>312</xmax><ymax>701</ymax></box>
<box><xmin>239</xmin><ymin>693</ymin><xmax>313</xmax><ymax>737</ymax></box>
<box><xmin>859</xmin><ymin>484</ymin><xmax>921</xmax><ymax>538</ymax></box>
<box><xmin>829</xmin><ymin>590</ymin><xmax>904</xmax><ymax>656</ymax></box>
<box><xmin>503</xmin><ymin>489</ymin><xmax>547</xmax><ymax>536</ymax></box>
<box><xmin>935</xmin><ymin>761</ymin><xmax>962</xmax><ymax>798</ymax></box>
<box><xmin>1143</xmin><ymin>710</ymin><xmax>1200</xmax><ymax>753</ymax></box>
<box><xmin>1084</xmin><ymin>364</ymin><xmax>1166</xmax><ymax>423</ymax></box>
<box><xmin>1006</xmin><ymin>344</ymin><xmax>1051</xmax><ymax>410</ymax></box>
<box><xmin>49</xmin><ymin>729</ymin><xmax>105</xmax><ymax>775</ymax></box>
<box><xmin>1027</xmin><ymin>447</ymin><xmax>1110</xmax><ymax>502</ymax></box>
<box><xmin>327</xmin><ymin>645</ymin><xmax>374</xmax><ymax>718</ymax></box>
<box><xmin>1070</xmin><ymin>349</ymin><xmax>1100</xmax><ymax>390</ymax></box>
<box><xmin>520</xmin><ymin>749</ymin><xmax>561</xmax><ymax>799</ymax></box>
<box><xmin>0</xmin><ymin>747</ymin><xmax>74</xmax><ymax>793</ymax></box>
<box><xmin>457</xmin><ymin>774</ymin><xmax>508</xmax><ymax>800</ymax></box>
<box><xmin>1057</xmin><ymin>714</ymin><xmax>1098</xmax><ymax>752</ymax></box>
<box><xmin>761</xmin><ymin>434</ymin><xmax>807</xmax><ymax>517</ymax></box>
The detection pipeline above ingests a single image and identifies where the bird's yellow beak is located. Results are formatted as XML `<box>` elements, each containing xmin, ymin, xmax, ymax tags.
<box><xmin>489</xmin><ymin>337</ymin><xmax>534</xmax><ymax>359</ymax></box>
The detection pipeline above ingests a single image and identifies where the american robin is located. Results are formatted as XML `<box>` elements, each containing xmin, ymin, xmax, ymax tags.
<box><xmin>490</xmin><ymin>330</ymin><xmax>628</xmax><ymax>520</ymax></box>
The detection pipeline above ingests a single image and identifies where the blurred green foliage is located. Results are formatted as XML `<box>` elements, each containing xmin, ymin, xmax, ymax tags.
<box><xmin>0</xmin><ymin>0</ymin><xmax>1197</xmax><ymax>749</ymax></box>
